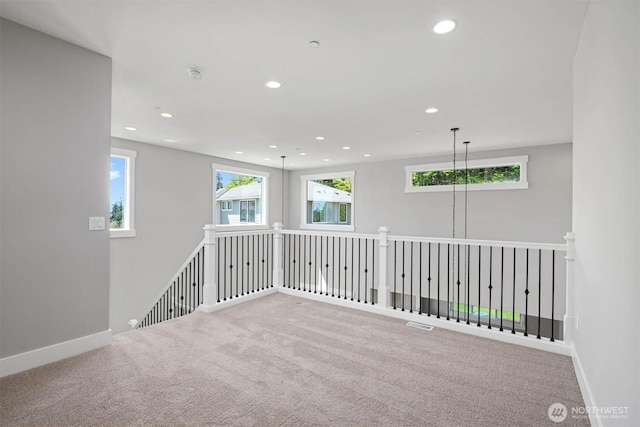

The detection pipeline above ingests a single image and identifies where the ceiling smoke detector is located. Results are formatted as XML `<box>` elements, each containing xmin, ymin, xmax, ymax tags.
<box><xmin>187</xmin><ymin>68</ymin><xmax>202</xmax><ymax>80</ymax></box>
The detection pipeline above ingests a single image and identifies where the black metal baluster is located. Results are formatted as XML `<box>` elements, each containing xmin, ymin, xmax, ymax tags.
<box><xmin>524</xmin><ymin>249</ymin><xmax>529</xmax><ymax>336</ymax></box>
<box><xmin>364</xmin><ymin>238</ymin><xmax>369</xmax><ymax>304</ymax></box>
<box><xmin>234</xmin><ymin>236</ymin><xmax>239</xmax><ymax>298</ymax></box>
<box><xmin>418</xmin><ymin>242</ymin><xmax>422</xmax><ymax>315</ymax></box>
<box><xmin>249</xmin><ymin>234</ymin><xmax>256</xmax><ymax>293</ymax></box>
<box><xmin>394</xmin><ymin>240</ymin><xmax>398</xmax><ymax>310</ymax></box>
<box><xmin>409</xmin><ymin>241</ymin><xmax>413</xmax><ymax>313</ymax></box>
<box><xmin>500</xmin><ymin>247</ymin><xmax>504</xmax><ymax>331</ymax></box>
<box><xmin>332</xmin><ymin>236</ymin><xmax>336</xmax><ymax>297</ymax></box>
<box><xmin>537</xmin><ymin>249</ymin><xmax>542</xmax><ymax>339</ymax></box>
<box><xmin>228</xmin><ymin>236</ymin><xmax>233</xmax><ymax>300</ymax></box>
<box><xmin>262</xmin><ymin>234</ymin><xmax>266</xmax><ymax>290</ymax></box>
<box><xmin>551</xmin><ymin>250</ymin><xmax>556</xmax><ymax>342</ymax></box>
<box><xmin>305</xmin><ymin>235</ymin><xmax>309</xmax><ymax>292</ymax></box>
<box><xmin>298</xmin><ymin>234</ymin><xmax>302</xmax><ymax>291</ymax></box>
<box><xmin>357</xmin><ymin>239</ymin><xmax>362</xmax><ymax>302</ymax></box>
<box><xmin>325</xmin><ymin>236</ymin><xmax>330</xmax><ymax>296</ymax></box>
<box><xmin>427</xmin><ymin>242</ymin><xmax>432</xmax><ymax>316</ymax></box>
<box><xmin>466</xmin><ymin>245</ymin><xmax>471</xmax><ymax>325</ymax></box>
<box><xmin>488</xmin><ymin>247</ymin><xmax>493</xmax><ymax>329</ymax></box>
<box><xmin>243</xmin><ymin>235</ymin><xmax>247</xmax><ymax>296</ymax></box>
<box><xmin>446</xmin><ymin>243</ymin><xmax>450</xmax><ymax>320</ymax></box>
<box><xmin>437</xmin><ymin>243</ymin><xmax>441</xmax><ymax>318</ymax></box>
<box><xmin>371</xmin><ymin>238</ymin><xmax>375</xmax><ymax>305</ymax></box>
<box><xmin>477</xmin><ymin>246</ymin><xmax>482</xmax><ymax>327</ymax></box>
<box><xmin>338</xmin><ymin>237</ymin><xmax>342</xmax><ymax>298</ymax></box>
<box><xmin>350</xmin><ymin>237</ymin><xmax>354</xmax><ymax>301</ymax></box>
<box><xmin>456</xmin><ymin>244</ymin><xmax>461</xmax><ymax>323</ymax></box>
<box><xmin>512</xmin><ymin>247</ymin><xmax>516</xmax><ymax>334</ymax></box>
<box><xmin>188</xmin><ymin>258</ymin><xmax>192</xmax><ymax>313</ymax></box>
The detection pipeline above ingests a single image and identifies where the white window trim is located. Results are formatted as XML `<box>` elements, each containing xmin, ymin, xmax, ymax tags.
<box><xmin>405</xmin><ymin>155</ymin><xmax>528</xmax><ymax>193</ymax></box>
<box><xmin>300</xmin><ymin>171</ymin><xmax>355</xmax><ymax>232</ymax></box>
<box><xmin>212</xmin><ymin>164</ymin><xmax>269</xmax><ymax>231</ymax></box>
<box><xmin>110</xmin><ymin>147</ymin><xmax>137</xmax><ymax>238</ymax></box>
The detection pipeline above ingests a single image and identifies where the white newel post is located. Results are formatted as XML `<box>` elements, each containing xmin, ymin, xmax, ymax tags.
<box><xmin>272</xmin><ymin>222</ymin><xmax>284</xmax><ymax>288</ymax></box>
<box><xmin>563</xmin><ymin>232</ymin><xmax>576</xmax><ymax>346</ymax></box>
<box><xmin>199</xmin><ymin>224</ymin><xmax>218</xmax><ymax>312</ymax></box>
<box><xmin>377</xmin><ymin>226</ymin><xmax>389</xmax><ymax>308</ymax></box>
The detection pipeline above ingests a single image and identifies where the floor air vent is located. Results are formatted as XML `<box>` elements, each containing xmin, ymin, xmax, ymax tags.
<box><xmin>406</xmin><ymin>321</ymin><xmax>434</xmax><ymax>331</ymax></box>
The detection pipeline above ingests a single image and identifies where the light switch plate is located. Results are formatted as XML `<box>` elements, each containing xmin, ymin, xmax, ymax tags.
<box><xmin>89</xmin><ymin>216</ymin><xmax>106</xmax><ymax>230</ymax></box>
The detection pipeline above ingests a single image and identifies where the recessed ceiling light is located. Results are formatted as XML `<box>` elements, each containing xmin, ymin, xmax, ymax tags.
<box><xmin>342</xmin><ymin>146</ymin><xmax>351</xmax><ymax>150</ymax></box>
<box><xmin>269</xmin><ymin>145</ymin><xmax>278</xmax><ymax>149</ymax></box>
<box><xmin>308</xmin><ymin>41</ymin><xmax>320</xmax><ymax>49</ymax></box>
<box><xmin>323</xmin><ymin>158</ymin><xmax>330</xmax><ymax>162</ymax></box>
<box><xmin>163</xmin><ymin>139</ymin><xmax>177</xmax><ymax>143</ymax></box>
<box><xmin>160</xmin><ymin>112</ymin><xmax>173</xmax><ymax>118</ymax></box>
<box><xmin>235</xmin><ymin>151</ymin><xmax>243</xmax><ymax>154</ymax></box>
<box><xmin>125</xmin><ymin>126</ymin><xmax>136</xmax><ymax>131</ymax></box>
<box><xmin>300</xmin><ymin>152</ymin><xmax>307</xmax><ymax>156</ymax></box>
<box><xmin>364</xmin><ymin>154</ymin><xmax>371</xmax><ymax>157</ymax></box>
<box><xmin>264</xmin><ymin>157</ymin><xmax>271</xmax><ymax>161</ymax></box>
<box><xmin>315</xmin><ymin>136</ymin><xmax>325</xmax><ymax>141</ymax></box>
<box><xmin>434</xmin><ymin>20</ymin><xmax>456</xmax><ymax>35</ymax></box>
<box><xmin>265</xmin><ymin>81</ymin><xmax>282</xmax><ymax>89</ymax></box>
<box><xmin>414</xmin><ymin>131</ymin><xmax>421</xmax><ymax>135</ymax></box>
<box><xmin>425</xmin><ymin>107</ymin><xmax>439</xmax><ymax>114</ymax></box>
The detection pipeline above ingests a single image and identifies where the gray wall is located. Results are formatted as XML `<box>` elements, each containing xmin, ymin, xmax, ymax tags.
<box><xmin>0</xmin><ymin>20</ymin><xmax>112</xmax><ymax>358</ymax></box>
<box><xmin>573</xmin><ymin>2</ymin><xmax>639</xmax><ymax>424</ymax></box>
<box><xmin>288</xmin><ymin>143</ymin><xmax>572</xmax><ymax>244</ymax></box>
<box><xmin>110</xmin><ymin>138</ymin><xmax>285</xmax><ymax>333</ymax></box>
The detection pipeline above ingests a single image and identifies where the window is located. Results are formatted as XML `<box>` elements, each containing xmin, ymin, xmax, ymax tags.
<box><xmin>301</xmin><ymin>172</ymin><xmax>354</xmax><ymax>231</ymax></box>
<box><xmin>239</xmin><ymin>200</ymin><xmax>256</xmax><ymax>223</ymax></box>
<box><xmin>405</xmin><ymin>155</ymin><xmax>528</xmax><ymax>193</ymax></box>
<box><xmin>213</xmin><ymin>165</ymin><xmax>268</xmax><ymax>229</ymax></box>
<box><xmin>110</xmin><ymin>147</ymin><xmax>136</xmax><ymax>238</ymax></box>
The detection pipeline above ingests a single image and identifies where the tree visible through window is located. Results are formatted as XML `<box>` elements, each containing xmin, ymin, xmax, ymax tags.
<box><xmin>110</xmin><ymin>148</ymin><xmax>136</xmax><ymax>237</ymax></box>
<box><xmin>405</xmin><ymin>156</ymin><xmax>528</xmax><ymax>193</ymax></box>
<box><xmin>412</xmin><ymin>165</ymin><xmax>521</xmax><ymax>187</ymax></box>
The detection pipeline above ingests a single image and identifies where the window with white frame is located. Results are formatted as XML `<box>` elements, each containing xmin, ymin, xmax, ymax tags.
<box><xmin>213</xmin><ymin>165</ymin><xmax>268</xmax><ymax>229</ymax></box>
<box><xmin>405</xmin><ymin>156</ymin><xmax>528</xmax><ymax>193</ymax></box>
<box><xmin>110</xmin><ymin>147</ymin><xmax>136</xmax><ymax>238</ymax></box>
<box><xmin>301</xmin><ymin>172</ymin><xmax>354</xmax><ymax>231</ymax></box>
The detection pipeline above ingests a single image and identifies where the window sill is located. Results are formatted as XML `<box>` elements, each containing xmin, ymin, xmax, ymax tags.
<box><xmin>110</xmin><ymin>229</ymin><xmax>137</xmax><ymax>238</ymax></box>
<box><xmin>215</xmin><ymin>224</ymin><xmax>269</xmax><ymax>232</ymax></box>
<box><xmin>300</xmin><ymin>224</ymin><xmax>355</xmax><ymax>232</ymax></box>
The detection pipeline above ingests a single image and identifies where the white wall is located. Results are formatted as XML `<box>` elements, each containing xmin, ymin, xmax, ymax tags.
<box><xmin>573</xmin><ymin>1</ymin><xmax>640</xmax><ymax>425</ymax></box>
<box><xmin>0</xmin><ymin>19</ymin><xmax>112</xmax><ymax>357</ymax></box>
<box><xmin>288</xmin><ymin>143</ymin><xmax>572</xmax><ymax>244</ymax></box>
<box><xmin>110</xmin><ymin>138</ymin><xmax>285</xmax><ymax>333</ymax></box>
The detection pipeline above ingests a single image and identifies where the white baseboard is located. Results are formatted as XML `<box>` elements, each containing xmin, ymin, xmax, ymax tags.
<box><xmin>197</xmin><ymin>287</ymin><xmax>277</xmax><ymax>313</ymax></box>
<box><xmin>0</xmin><ymin>330</ymin><xmax>112</xmax><ymax>378</ymax></box>
<box><xmin>571</xmin><ymin>350</ymin><xmax>601</xmax><ymax>427</ymax></box>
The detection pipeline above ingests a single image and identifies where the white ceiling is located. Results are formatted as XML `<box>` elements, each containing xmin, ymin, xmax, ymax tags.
<box><xmin>0</xmin><ymin>0</ymin><xmax>589</xmax><ymax>170</ymax></box>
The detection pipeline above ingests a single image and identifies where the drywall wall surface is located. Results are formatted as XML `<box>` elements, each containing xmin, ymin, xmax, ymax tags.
<box><xmin>0</xmin><ymin>19</ymin><xmax>112</xmax><ymax>357</ymax></box>
<box><xmin>573</xmin><ymin>1</ymin><xmax>640</xmax><ymax>425</ymax></box>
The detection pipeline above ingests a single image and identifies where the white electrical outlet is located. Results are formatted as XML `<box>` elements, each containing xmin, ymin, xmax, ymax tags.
<box><xmin>89</xmin><ymin>216</ymin><xmax>105</xmax><ymax>230</ymax></box>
